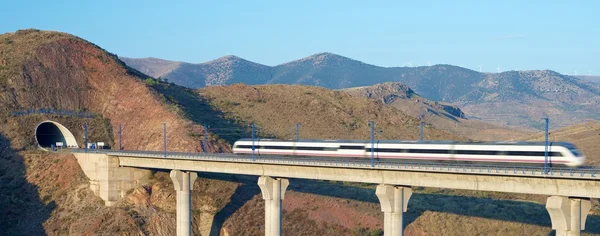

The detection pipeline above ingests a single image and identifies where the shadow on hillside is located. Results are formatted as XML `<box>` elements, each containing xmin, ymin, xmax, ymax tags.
<box><xmin>153</xmin><ymin>84</ymin><xmax>252</xmax><ymax>146</ymax></box>
<box><xmin>199</xmin><ymin>173</ymin><xmax>600</xmax><ymax>234</ymax></box>
<box><xmin>289</xmin><ymin>179</ymin><xmax>600</xmax><ymax>234</ymax></box>
<box><xmin>0</xmin><ymin>134</ymin><xmax>55</xmax><ymax>235</ymax></box>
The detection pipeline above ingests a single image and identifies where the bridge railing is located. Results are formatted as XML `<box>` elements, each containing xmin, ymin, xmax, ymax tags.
<box><xmin>71</xmin><ymin>149</ymin><xmax>599</xmax><ymax>180</ymax></box>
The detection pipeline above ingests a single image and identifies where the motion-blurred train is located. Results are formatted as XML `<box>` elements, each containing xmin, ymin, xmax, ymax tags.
<box><xmin>232</xmin><ymin>139</ymin><xmax>585</xmax><ymax>167</ymax></box>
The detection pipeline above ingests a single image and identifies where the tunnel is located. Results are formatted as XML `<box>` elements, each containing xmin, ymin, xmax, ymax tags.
<box><xmin>35</xmin><ymin>121</ymin><xmax>79</xmax><ymax>150</ymax></box>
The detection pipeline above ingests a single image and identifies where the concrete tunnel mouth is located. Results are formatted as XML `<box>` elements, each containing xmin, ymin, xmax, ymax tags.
<box><xmin>35</xmin><ymin>120</ymin><xmax>79</xmax><ymax>150</ymax></box>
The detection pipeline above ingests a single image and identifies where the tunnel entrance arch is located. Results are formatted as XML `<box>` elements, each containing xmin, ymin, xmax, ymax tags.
<box><xmin>35</xmin><ymin>121</ymin><xmax>79</xmax><ymax>150</ymax></box>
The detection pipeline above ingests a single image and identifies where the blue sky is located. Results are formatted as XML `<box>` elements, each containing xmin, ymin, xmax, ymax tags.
<box><xmin>1</xmin><ymin>0</ymin><xmax>598</xmax><ymax>74</ymax></box>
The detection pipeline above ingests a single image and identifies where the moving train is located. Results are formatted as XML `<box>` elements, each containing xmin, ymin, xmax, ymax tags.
<box><xmin>232</xmin><ymin>139</ymin><xmax>585</xmax><ymax>167</ymax></box>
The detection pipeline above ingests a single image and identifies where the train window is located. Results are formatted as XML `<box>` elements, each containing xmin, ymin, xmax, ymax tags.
<box><xmin>262</xmin><ymin>146</ymin><xmax>294</xmax><ymax>150</ymax></box>
<box><xmin>455</xmin><ymin>150</ymin><xmax>499</xmax><ymax>155</ymax></box>
<box><xmin>408</xmin><ymin>149</ymin><xmax>449</xmax><ymax>154</ymax></box>
<box><xmin>372</xmin><ymin>148</ymin><xmax>449</xmax><ymax>154</ymax></box>
<box><xmin>505</xmin><ymin>151</ymin><xmax>563</xmax><ymax>157</ymax></box>
<box><xmin>296</xmin><ymin>146</ymin><xmax>326</xmax><ymax>151</ymax></box>
<box><xmin>236</xmin><ymin>145</ymin><xmax>255</xmax><ymax>149</ymax></box>
<box><xmin>340</xmin><ymin>146</ymin><xmax>365</xmax><ymax>150</ymax></box>
<box><xmin>568</xmin><ymin>147</ymin><xmax>582</xmax><ymax>157</ymax></box>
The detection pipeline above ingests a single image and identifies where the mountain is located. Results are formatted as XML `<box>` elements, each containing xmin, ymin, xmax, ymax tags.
<box><xmin>460</xmin><ymin>70</ymin><xmax>600</xmax><ymax>128</ymax></box>
<box><xmin>342</xmin><ymin>82</ymin><xmax>532</xmax><ymax>140</ymax></box>
<box><xmin>576</xmin><ymin>75</ymin><xmax>600</xmax><ymax>84</ymax></box>
<box><xmin>123</xmin><ymin>53</ymin><xmax>600</xmax><ymax>129</ymax></box>
<box><xmin>122</xmin><ymin>55</ymin><xmax>272</xmax><ymax>88</ymax></box>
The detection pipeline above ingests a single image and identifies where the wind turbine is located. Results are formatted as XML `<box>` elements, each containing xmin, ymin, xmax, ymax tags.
<box><xmin>408</xmin><ymin>61</ymin><xmax>413</xmax><ymax>67</ymax></box>
<box><xmin>427</xmin><ymin>61</ymin><xmax>431</xmax><ymax>66</ymax></box>
<box><xmin>478</xmin><ymin>65</ymin><xmax>483</xmax><ymax>73</ymax></box>
<box><xmin>497</xmin><ymin>64</ymin><xmax>501</xmax><ymax>73</ymax></box>
<box><xmin>589</xmin><ymin>70</ymin><xmax>592</xmax><ymax>76</ymax></box>
<box><xmin>574</xmin><ymin>70</ymin><xmax>578</xmax><ymax>76</ymax></box>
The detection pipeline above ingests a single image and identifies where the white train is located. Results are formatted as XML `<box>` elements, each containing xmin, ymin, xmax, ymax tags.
<box><xmin>232</xmin><ymin>139</ymin><xmax>585</xmax><ymax>167</ymax></box>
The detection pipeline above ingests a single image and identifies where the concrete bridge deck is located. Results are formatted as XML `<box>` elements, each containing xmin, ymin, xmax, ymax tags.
<box><xmin>72</xmin><ymin>149</ymin><xmax>600</xmax><ymax>236</ymax></box>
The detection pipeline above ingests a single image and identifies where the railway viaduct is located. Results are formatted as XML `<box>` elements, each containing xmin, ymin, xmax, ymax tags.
<box><xmin>73</xmin><ymin>150</ymin><xmax>600</xmax><ymax>236</ymax></box>
<box><xmin>35</xmin><ymin>119</ymin><xmax>599</xmax><ymax>235</ymax></box>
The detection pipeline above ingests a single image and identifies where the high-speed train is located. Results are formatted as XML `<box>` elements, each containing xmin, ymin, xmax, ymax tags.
<box><xmin>232</xmin><ymin>139</ymin><xmax>585</xmax><ymax>167</ymax></box>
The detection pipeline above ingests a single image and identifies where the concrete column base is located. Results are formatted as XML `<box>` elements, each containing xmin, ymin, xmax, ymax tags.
<box><xmin>258</xmin><ymin>176</ymin><xmax>289</xmax><ymax>236</ymax></box>
<box><xmin>74</xmin><ymin>153</ymin><xmax>149</xmax><ymax>206</ymax></box>
<box><xmin>546</xmin><ymin>196</ymin><xmax>591</xmax><ymax>236</ymax></box>
<box><xmin>376</xmin><ymin>184</ymin><xmax>412</xmax><ymax>236</ymax></box>
<box><xmin>170</xmin><ymin>170</ymin><xmax>198</xmax><ymax>236</ymax></box>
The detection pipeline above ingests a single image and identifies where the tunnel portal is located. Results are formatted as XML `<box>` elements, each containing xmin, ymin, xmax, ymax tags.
<box><xmin>35</xmin><ymin>121</ymin><xmax>79</xmax><ymax>149</ymax></box>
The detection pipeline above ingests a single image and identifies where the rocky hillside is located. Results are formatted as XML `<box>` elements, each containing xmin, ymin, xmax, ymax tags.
<box><xmin>342</xmin><ymin>82</ymin><xmax>531</xmax><ymax>141</ymax></box>
<box><xmin>461</xmin><ymin>70</ymin><xmax>600</xmax><ymax>128</ymax></box>
<box><xmin>124</xmin><ymin>53</ymin><xmax>600</xmax><ymax>129</ymax></box>
<box><xmin>0</xmin><ymin>29</ymin><xmax>228</xmax><ymax>152</ymax></box>
<box><xmin>121</xmin><ymin>55</ymin><xmax>272</xmax><ymax>88</ymax></box>
<box><xmin>0</xmin><ymin>29</ymin><xmax>236</xmax><ymax>235</ymax></box>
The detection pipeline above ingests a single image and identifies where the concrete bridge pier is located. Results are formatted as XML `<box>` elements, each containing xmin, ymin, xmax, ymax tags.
<box><xmin>258</xmin><ymin>176</ymin><xmax>289</xmax><ymax>236</ymax></box>
<box><xmin>545</xmin><ymin>196</ymin><xmax>591</xmax><ymax>236</ymax></box>
<box><xmin>170</xmin><ymin>170</ymin><xmax>198</xmax><ymax>236</ymax></box>
<box><xmin>376</xmin><ymin>185</ymin><xmax>412</xmax><ymax>236</ymax></box>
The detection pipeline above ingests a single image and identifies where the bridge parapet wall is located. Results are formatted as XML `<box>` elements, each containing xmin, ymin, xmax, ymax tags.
<box><xmin>73</xmin><ymin>153</ymin><xmax>149</xmax><ymax>206</ymax></box>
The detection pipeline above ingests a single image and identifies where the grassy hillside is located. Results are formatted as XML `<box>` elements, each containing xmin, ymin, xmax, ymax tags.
<box><xmin>198</xmin><ymin>84</ymin><xmax>464</xmax><ymax>141</ymax></box>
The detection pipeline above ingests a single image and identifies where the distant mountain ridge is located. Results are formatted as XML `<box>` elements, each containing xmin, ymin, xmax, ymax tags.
<box><xmin>122</xmin><ymin>53</ymin><xmax>600</xmax><ymax>128</ymax></box>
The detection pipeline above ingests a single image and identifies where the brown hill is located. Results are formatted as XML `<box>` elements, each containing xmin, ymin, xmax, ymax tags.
<box><xmin>0</xmin><ymin>29</ymin><xmax>222</xmax><ymax>152</ymax></box>
<box><xmin>520</xmin><ymin>121</ymin><xmax>600</xmax><ymax>166</ymax></box>
<box><xmin>124</xmin><ymin>54</ymin><xmax>600</xmax><ymax>130</ymax></box>
<box><xmin>198</xmin><ymin>84</ymin><xmax>464</xmax><ymax>141</ymax></box>
<box><xmin>0</xmin><ymin>29</ymin><xmax>236</xmax><ymax>235</ymax></box>
<box><xmin>342</xmin><ymin>82</ymin><xmax>533</xmax><ymax>141</ymax></box>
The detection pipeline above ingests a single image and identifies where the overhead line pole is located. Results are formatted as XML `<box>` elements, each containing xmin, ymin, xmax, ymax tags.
<box><xmin>370</xmin><ymin>121</ymin><xmax>375</xmax><ymax>167</ymax></box>
<box><xmin>119</xmin><ymin>124</ymin><xmax>123</xmax><ymax>150</ymax></box>
<box><xmin>252</xmin><ymin>122</ymin><xmax>256</xmax><ymax>161</ymax></box>
<box><xmin>419</xmin><ymin>121</ymin><xmax>424</xmax><ymax>141</ymax></box>
<box><xmin>163</xmin><ymin>122</ymin><xmax>167</xmax><ymax>158</ymax></box>
<box><xmin>544</xmin><ymin>118</ymin><xmax>549</xmax><ymax>174</ymax></box>
<box><xmin>84</xmin><ymin>123</ymin><xmax>88</xmax><ymax>153</ymax></box>
<box><xmin>203</xmin><ymin>125</ymin><xmax>209</xmax><ymax>153</ymax></box>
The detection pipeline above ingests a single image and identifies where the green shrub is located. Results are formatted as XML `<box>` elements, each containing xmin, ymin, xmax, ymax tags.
<box><xmin>3</xmin><ymin>38</ymin><xmax>11</xmax><ymax>44</ymax></box>
<box><xmin>144</xmin><ymin>78</ymin><xmax>159</xmax><ymax>86</ymax></box>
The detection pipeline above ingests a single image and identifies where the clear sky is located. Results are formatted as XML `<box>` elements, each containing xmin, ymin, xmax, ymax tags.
<box><xmin>1</xmin><ymin>0</ymin><xmax>598</xmax><ymax>74</ymax></box>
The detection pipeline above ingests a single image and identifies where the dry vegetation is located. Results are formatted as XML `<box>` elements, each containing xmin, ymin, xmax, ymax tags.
<box><xmin>0</xmin><ymin>29</ymin><xmax>240</xmax><ymax>235</ymax></box>
<box><xmin>343</xmin><ymin>82</ymin><xmax>533</xmax><ymax>141</ymax></box>
<box><xmin>198</xmin><ymin>84</ymin><xmax>464</xmax><ymax>141</ymax></box>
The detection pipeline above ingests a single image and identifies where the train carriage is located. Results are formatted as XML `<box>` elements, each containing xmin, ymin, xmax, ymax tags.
<box><xmin>232</xmin><ymin>139</ymin><xmax>584</xmax><ymax>167</ymax></box>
